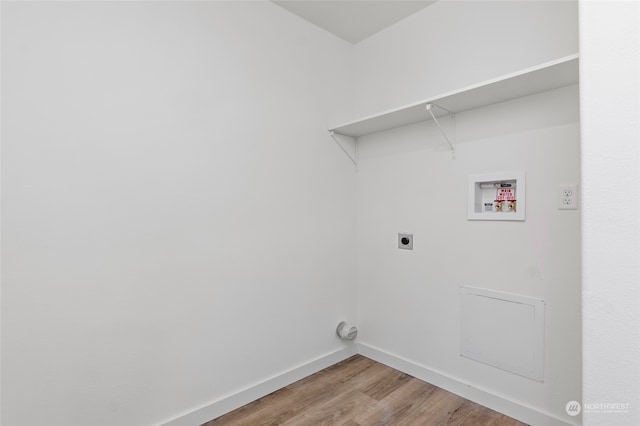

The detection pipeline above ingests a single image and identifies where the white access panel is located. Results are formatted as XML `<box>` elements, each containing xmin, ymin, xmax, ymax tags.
<box><xmin>460</xmin><ymin>286</ymin><xmax>545</xmax><ymax>382</ymax></box>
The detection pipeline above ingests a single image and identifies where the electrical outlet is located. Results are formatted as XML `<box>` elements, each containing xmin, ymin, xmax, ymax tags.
<box><xmin>558</xmin><ymin>184</ymin><xmax>578</xmax><ymax>210</ymax></box>
<box><xmin>398</xmin><ymin>233</ymin><xmax>413</xmax><ymax>250</ymax></box>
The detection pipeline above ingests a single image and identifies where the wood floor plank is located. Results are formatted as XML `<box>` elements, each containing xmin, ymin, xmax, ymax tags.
<box><xmin>393</xmin><ymin>387</ymin><xmax>468</xmax><ymax>426</ymax></box>
<box><xmin>355</xmin><ymin>365</ymin><xmax>412</xmax><ymax>401</ymax></box>
<box><xmin>446</xmin><ymin>399</ymin><xmax>522</xmax><ymax>426</ymax></box>
<box><xmin>201</xmin><ymin>355</ymin><xmax>527</xmax><ymax>426</ymax></box>
<box><xmin>282</xmin><ymin>389</ymin><xmax>377</xmax><ymax>426</ymax></box>
<box><xmin>352</xmin><ymin>377</ymin><xmax>438</xmax><ymax>425</ymax></box>
<box><xmin>202</xmin><ymin>387</ymin><xmax>295</xmax><ymax>426</ymax></box>
<box><xmin>210</xmin><ymin>378</ymin><xmax>338</xmax><ymax>425</ymax></box>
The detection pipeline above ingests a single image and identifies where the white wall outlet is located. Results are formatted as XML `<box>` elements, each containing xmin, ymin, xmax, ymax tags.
<box><xmin>398</xmin><ymin>233</ymin><xmax>413</xmax><ymax>250</ymax></box>
<box><xmin>558</xmin><ymin>184</ymin><xmax>578</xmax><ymax>210</ymax></box>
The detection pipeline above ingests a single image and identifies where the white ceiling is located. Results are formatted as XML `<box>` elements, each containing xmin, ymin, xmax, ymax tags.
<box><xmin>272</xmin><ymin>1</ymin><xmax>437</xmax><ymax>44</ymax></box>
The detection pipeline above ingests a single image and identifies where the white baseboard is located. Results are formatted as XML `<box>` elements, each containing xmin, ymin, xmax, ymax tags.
<box><xmin>160</xmin><ymin>343</ymin><xmax>576</xmax><ymax>426</ymax></box>
<box><xmin>356</xmin><ymin>343</ymin><xmax>577</xmax><ymax>426</ymax></box>
<box><xmin>159</xmin><ymin>345</ymin><xmax>358</xmax><ymax>426</ymax></box>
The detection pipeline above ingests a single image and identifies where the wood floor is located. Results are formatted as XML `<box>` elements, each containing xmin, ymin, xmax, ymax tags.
<box><xmin>202</xmin><ymin>355</ymin><xmax>527</xmax><ymax>426</ymax></box>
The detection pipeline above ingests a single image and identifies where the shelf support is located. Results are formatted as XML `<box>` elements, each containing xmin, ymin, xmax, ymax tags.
<box><xmin>330</xmin><ymin>131</ymin><xmax>359</xmax><ymax>170</ymax></box>
<box><xmin>426</xmin><ymin>103</ymin><xmax>456</xmax><ymax>159</ymax></box>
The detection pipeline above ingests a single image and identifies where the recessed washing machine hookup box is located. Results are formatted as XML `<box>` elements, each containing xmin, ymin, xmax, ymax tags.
<box><xmin>468</xmin><ymin>171</ymin><xmax>525</xmax><ymax>221</ymax></box>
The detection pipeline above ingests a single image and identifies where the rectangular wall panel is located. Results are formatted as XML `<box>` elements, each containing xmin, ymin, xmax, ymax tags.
<box><xmin>460</xmin><ymin>286</ymin><xmax>545</xmax><ymax>381</ymax></box>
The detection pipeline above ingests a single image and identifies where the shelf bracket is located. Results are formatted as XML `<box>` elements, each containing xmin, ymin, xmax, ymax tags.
<box><xmin>426</xmin><ymin>103</ymin><xmax>456</xmax><ymax>159</ymax></box>
<box><xmin>330</xmin><ymin>131</ymin><xmax>358</xmax><ymax>170</ymax></box>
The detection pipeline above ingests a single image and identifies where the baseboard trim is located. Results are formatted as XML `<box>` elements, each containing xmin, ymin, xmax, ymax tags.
<box><xmin>356</xmin><ymin>343</ymin><xmax>577</xmax><ymax>426</ymax></box>
<box><xmin>159</xmin><ymin>345</ymin><xmax>358</xmax><ymax>426</ymax></box>
<box><xmin>160</xmin><ymin>343</ymin><xmax>576</xmax><ymax>426</ymax></box>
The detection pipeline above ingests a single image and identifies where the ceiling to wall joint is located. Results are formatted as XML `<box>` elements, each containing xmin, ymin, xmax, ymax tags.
<box><xmin>272</xmin><ymin>1</ymin><xmax>437</xmax><ymax>44</ymax></box>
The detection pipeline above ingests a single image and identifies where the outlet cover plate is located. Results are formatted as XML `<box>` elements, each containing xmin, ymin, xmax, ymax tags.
<box><xmin>558</xmin><ymin>184</ymin><xmax>578</xmax><ymax>210</ymax></box>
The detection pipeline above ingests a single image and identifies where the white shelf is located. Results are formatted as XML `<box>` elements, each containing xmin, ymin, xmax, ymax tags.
<box><xmin>329</xmin><ymin>54</ymin><xmax>579</xmax><ymax>138</ymax></box>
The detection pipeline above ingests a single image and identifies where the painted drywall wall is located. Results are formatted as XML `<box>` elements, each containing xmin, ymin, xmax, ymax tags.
<box><xmin>580</xmin><ymin>1</ymin><xmax>640</xmax><ymax>425</ymax></box>
<box><xmin>355</xmin><ymin>85</ymin><xmax>582</xmax><ymax>424</ymax></box>
<box><xmin>1</xmin><ymin>2</ymin><xmax>356</xmax><ymax>425</ymax></box>
<box><xmin>348</xmin><ymin>2</ymin><xmax>581</xmax><ymax>423</ymax></box>
<box><xmin>7</xmin><ymin>1</ymin><xmax>636</xmax><ymax>426</ymax></box>
<box><xmin>343</xmin><ymin>0</ymin><xmax>579</xmax><ymax>123</ymax></box>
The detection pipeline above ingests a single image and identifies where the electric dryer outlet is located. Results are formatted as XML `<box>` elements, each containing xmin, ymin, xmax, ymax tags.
<box><xmin>398</xmin><ymin>233</ymin><xmax>413</xmax><ymax>250</ymax></box>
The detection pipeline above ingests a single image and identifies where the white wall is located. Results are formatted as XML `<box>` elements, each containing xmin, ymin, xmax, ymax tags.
<box><xmin>356</xmin><ymin>85</ymin><xmax>582</xmax><ymax>425</ymax></box>
<box><xmin>351</xmin><ymin>1</ymin><xmax>581</xmax><ymax>424</ymax></box>
<box><xmin>347</xmin><ymin>0</ymin><xmax>578</xmax><ymax>121</ymax></box>
<box><xmin>8</xmin><ymin>1</ymin><xmax>638</xmax><ymax>426</ymax></box>
<box><xmin>580</xmin><ymin>1</ymin><xmax>640</xmax><ymax>425</ymax></box>
<box><xmin>1</xmin><ymin>2</ymin><xmax>356</xmax><ymax>425</ymax></box>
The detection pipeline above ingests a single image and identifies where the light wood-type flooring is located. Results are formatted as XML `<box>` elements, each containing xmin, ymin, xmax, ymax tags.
<box><xmin>202</xmin><ymin>355</ymin><xmax>528</xmax><ymax>426</ymax></box>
